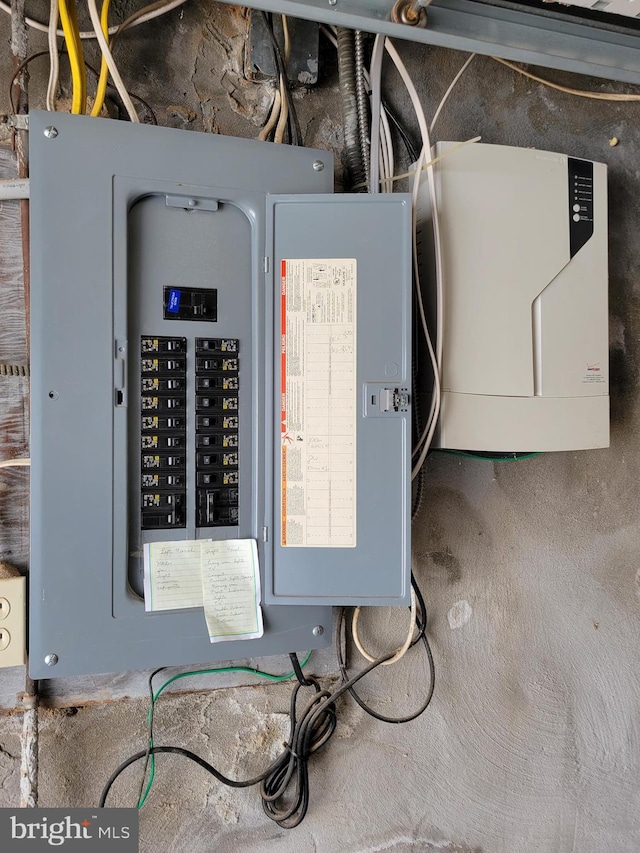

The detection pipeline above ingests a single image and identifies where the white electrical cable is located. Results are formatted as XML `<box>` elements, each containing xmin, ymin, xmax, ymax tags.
<box><xmin>411</xmin><ymin>148</ymin><xmax>441</xmax><ymax>477</ymax></box>
<box><xmin>385</xmin><ymin>39</ymin><xmax>444</xmax><ymax>474</ymax></box>
<box><xmin>46</xmin><ymin>0</ymin><xmax>59</xmax><ymax>112</ymax></box>
<box><xmin>369</xmin><ymin>33</ymin><xmax>384</xmax><ymax>194</ymax></box>
<box><xmin>0</xmin><ymin>0</ymin><xmax>187</xmax><ymax>38</ymax></box>
<box><xmin>386</xmin><ymin>136</ymin><xmax>481</xmax><ymax>185</ymax></box>
<box><xmin>273</xmin><ymin>15</ymin><xmax>290</xmax><ymax>145</ymax></box>
<box><xmin>0</xmin><ymin>458</ymin><xmax>31</xmax><ymax>468</ymax></box>
<box><xmin>87</xmin><ymin>0</ymin><xmax>139</xmax><ymax>122</ymax></box>
<box><xmin>258</xmin><ymin>86</ymin><xmax>282</xmax><ymax>142</ymax></box>
<box><xmin>384</xmin><ymin>42</ymin><xmax>429</xmax><ymax>156</ymax></box>
<box><xmin>380</xmin><ymin>107</ymin><xmax>394</xmax><ymax>192</ymax></box>
<box><xmin>0</xmin><ymin>179</ymin><xmax>29</xmax><ymax>199</ymax></box>
<box><xmin>379</xmin><ymin>132</ymin><xmax>390</xmax><ymax>194</ymax></box>
<box><xmin>274</xmin><ymin>74</ymin><xmax>289</xmax><ymax>144</ymax></box>
<box><xmin>352</xmin><ymin>587</ymin><xmax>417</xmax><ymax>666</ymax></box>
<box><xmin>430</xmin><ymin>53</ymin><xmax>476</xmax><ymax>134</ymax></box>
<box><xmin>319</xmin><ymin>23</ymin><xmax>336</xmax><ymax>48</ymax></box>
<box><xmin>365</xmin><ymin>54</ymin><xmax>393</xmax><ymax>190</ymax></box>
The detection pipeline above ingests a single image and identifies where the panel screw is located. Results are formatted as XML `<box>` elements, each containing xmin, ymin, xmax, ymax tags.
<box><xmin>313</xmin><ymin>161</ymin><xmax>325</xmax><ymax>171</ymax></box>
<box><xmin>44</xmin><ymin>126</ymin><xmax>58</xmax><ymax>139</ymax></box>
<box><xmin>187</xmin><ymin>198</ymin><xmax>197</xmax><ymax>207</ymax></box>
<box><xmin>312</xmin><ymin>625</ymin><xmax>324</xmax><ymax>636</ymax></box>
<box><xmin>328</xmin><ymin>0</ymin><xmax>337</xmax><ymax>5</ymax></box>
<box><xmin>44</xmin><ymin>653</ymin><xmax>58</xmax><ymax>666</ymax></box>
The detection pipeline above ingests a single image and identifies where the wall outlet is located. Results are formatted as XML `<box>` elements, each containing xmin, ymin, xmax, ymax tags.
<box><xmin>0</xmin><ymin>576</ymin><xmax>26</xmax><ymax>668</ymax></box>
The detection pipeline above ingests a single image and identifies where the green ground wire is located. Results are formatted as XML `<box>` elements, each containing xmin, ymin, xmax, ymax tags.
<box><xmin>138</xmin><ymin>651</ymin><xmax>313</xmax><ymax>808</ymax></box>
<box><xmin>435</xmin><ymin>450</ymin><xmax>541</xmax><ymax>462</ymax></box>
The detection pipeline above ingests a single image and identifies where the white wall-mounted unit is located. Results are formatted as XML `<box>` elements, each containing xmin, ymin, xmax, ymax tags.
<box><xmin>418</xmin><ymin>142</ymin><xmax>609</xmax><ymax>453</ymax></box>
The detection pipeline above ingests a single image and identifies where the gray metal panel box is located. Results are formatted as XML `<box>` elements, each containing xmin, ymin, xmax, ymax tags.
<box><xmin>29</xmin><ymin>112</ymin><xmax>413</xmax><ymax>678</ymax></box>
<box><xmin>266</xmin><ymin>195</ymin><xmax>413</xmax><ymax>606</ymax></box>
<box><xmin>29</xmin><ymin>111</ymin><xmax>334</xmax><ymax>679</ymax></box>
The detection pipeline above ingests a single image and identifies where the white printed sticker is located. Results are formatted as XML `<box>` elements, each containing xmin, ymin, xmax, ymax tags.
<box><xmin>582</xmin><ymin>361</ymin><xmax>606</xmax><ymax>384</ymax></box>
<box><xmin>280</xmin><ymin>259</ymin><xmax>357</xmax><ymax>548</ymax></box>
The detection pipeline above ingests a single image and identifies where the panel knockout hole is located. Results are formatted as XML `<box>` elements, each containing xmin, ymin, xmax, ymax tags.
<box><xmin>0</xmin><ymin>628</ymin><xmax>10</xmax><ymax>651</ymax></box>
<box><xmin>48</xmin><ymin>390</ymin><xmax>58</xmax><ymax>400</ymax></box>
<box><xmin>0</xmin><ymin>598</ymin><xmax>10</xmax><ymax>619</ymax></box>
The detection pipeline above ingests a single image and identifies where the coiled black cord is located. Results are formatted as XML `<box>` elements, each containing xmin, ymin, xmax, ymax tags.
<box><xmin>100</xmin><ymin>653</ymin><xmax>400</xmax><ymax>826</ymax></box>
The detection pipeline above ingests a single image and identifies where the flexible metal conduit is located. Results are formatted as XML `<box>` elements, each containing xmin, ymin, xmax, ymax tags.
<box><xmin>337</xmin><ymin>28</ymin><xmax>367</xmax><ymax>190</ymax></box>
<box><xmin>354</xmin><ymin>30</ymin><xmax>370</xmax><ymax>190</ymax></box>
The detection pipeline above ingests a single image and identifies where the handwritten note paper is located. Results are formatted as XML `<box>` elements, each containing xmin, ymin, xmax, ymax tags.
<box><xmin>201</xmin><ymin>540</ymin><xmax>264</xmax><ymax>643</ymax></box>
<box><xmin>142</xmin><ymin>539</ymin><xmax>264</xmax><ymax>643</ymax></box>
<box><xmin>143</xmin><ymin>541</ymin><xmax>203</xmax><ymax>612</ymax></box>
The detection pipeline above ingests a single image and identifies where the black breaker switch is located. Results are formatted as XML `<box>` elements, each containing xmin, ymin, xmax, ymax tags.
<box><xmin>140</xmin><ymin>336</ymin><xmax>187</xmax><ymax>530</ymax></box>
<box><xmin>163</xmin><ymin>286</ymin><xmax>218</xmax><ymax>322</ymax></box>
<box><xmin>195</xmin><ymin>338</ymin><xmax>240</xmax><ymax>527</ymax></box>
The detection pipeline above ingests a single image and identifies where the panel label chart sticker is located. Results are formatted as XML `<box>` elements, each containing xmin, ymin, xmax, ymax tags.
<box><xmin>280</xmin><ymin>258</ymin><xmax>357</xmax><ymax>548</ymax></box>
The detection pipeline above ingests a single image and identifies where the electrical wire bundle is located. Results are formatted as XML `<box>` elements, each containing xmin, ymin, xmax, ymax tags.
<box><xmin>6</xmin><ymin>0</ymin><xmax>189</xmax><ymax>121</ymax></box>
<box><xmin>258</xmin><ymin>13</ymin><xmax>301</xmax><ymax>146</ymax></box>
<box><xmin>99</xmin><ymin>632</ymin><xmax>434</xmax><ymax>828</ymax></box>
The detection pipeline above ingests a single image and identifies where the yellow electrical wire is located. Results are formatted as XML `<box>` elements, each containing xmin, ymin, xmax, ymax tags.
<box><xmin>58</xmin><ymin>0</ymin><xmax>86</xmax><ymax>113</ymax></box>
<box><xmin>68</xmin><ymin>0</ymin><xmax>86</xmax><ymax>111</ymax></box>
<box><xmin>91</xmin><ymin>0</ymin><xmax>111</xmax><ymax>116</ymax></box>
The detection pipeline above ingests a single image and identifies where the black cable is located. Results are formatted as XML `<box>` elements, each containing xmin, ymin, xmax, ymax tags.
<box><xmin>100</xmin><ymin>654</ymin><xmax>399</xmax><ymax>825</ymax></box>
<box><xmin>99</xmin><ymin>744</ymin><xmax>278</xmax><ymax>807</ymax></box>
<box><xmin>289</xmin><ymin>652</ymin><xmax>313</xmax><ymax>687</ymax></box>
<box><xmin>260</xmin><ymin>677</ymin><xmax>336</xmax><ymax>827</ymax></box>
<box><xmin>412</xmin><ymin>457</ymin><xmax>426</xmax><ymax>523</ymax></box>
<box><xmin>135</xmin><ymin>667</ymin><xmax>166</xmax><ymax>806</ymax></box>
<box><xmin>8</xmin><ymin>50</ymin><xmax>44</xmax><ymax>113</ymax></box>
<box><xmin>382</xmin><ymin>98</ymin><xmax>419</xmax><ymax>163</ymax></box>
<box><xmin>335</xmin><ymin>575</ymin><xmax>435</xmax><ymax>725</ymax></box>
<box><xmin>410</xmin><ymin>572</ymin><xmax>427</xmax><ymax>645</ymax></box>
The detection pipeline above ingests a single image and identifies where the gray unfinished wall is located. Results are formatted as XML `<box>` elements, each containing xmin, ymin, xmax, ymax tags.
<box><xmin>1</xmin><ymin>4</ymin><xmax>639</xmax><ymax>851</ymax></box>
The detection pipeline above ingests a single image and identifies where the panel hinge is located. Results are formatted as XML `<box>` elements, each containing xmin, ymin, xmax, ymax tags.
<box><xmin>115</xmin><ymin>338</ymin><xmax>128</xmax><ymax>407</ymax></box>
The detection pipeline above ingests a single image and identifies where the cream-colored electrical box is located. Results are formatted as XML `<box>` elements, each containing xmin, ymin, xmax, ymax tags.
<box><xmin>418</xmin><ymin>142</ymin><xmax>609</xmax><ymax>452</ymax></box>
<box><xmin>0</xmin><ymin>576</ymin><xmax>26</xmax><ymax>668</ymax></box>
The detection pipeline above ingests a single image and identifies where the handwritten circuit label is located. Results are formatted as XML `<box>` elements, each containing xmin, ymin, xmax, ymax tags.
<box><xmin>143</xmin><ymin>539</ymin><xmax>263</xmax><ymax>643</ymax></box>
<box><xmin>143</xmin><ymin>540</ymin><xmax>203</xmax><ymax>611</ymax></box>
<box><xmin>201</xmin><ymin>540</ymin><xmax>263</xmax><ymax>641</ymax></box>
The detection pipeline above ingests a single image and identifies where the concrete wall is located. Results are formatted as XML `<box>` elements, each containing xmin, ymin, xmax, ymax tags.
<box><xmin>1</xmin><ymin>5</ymin><xmax>639</xmax><ymax>851</ymax></box>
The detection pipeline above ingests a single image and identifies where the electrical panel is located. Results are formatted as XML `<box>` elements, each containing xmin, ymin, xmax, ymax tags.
<box><xmin>29</xmin><ymin>112</ymin><xmax>335</xmax><ymax>678</ymax></box>
<box><xmin>29</xmin><ymin>111</ymin><xmax>413</xmax><ymax>679</ymax></box>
